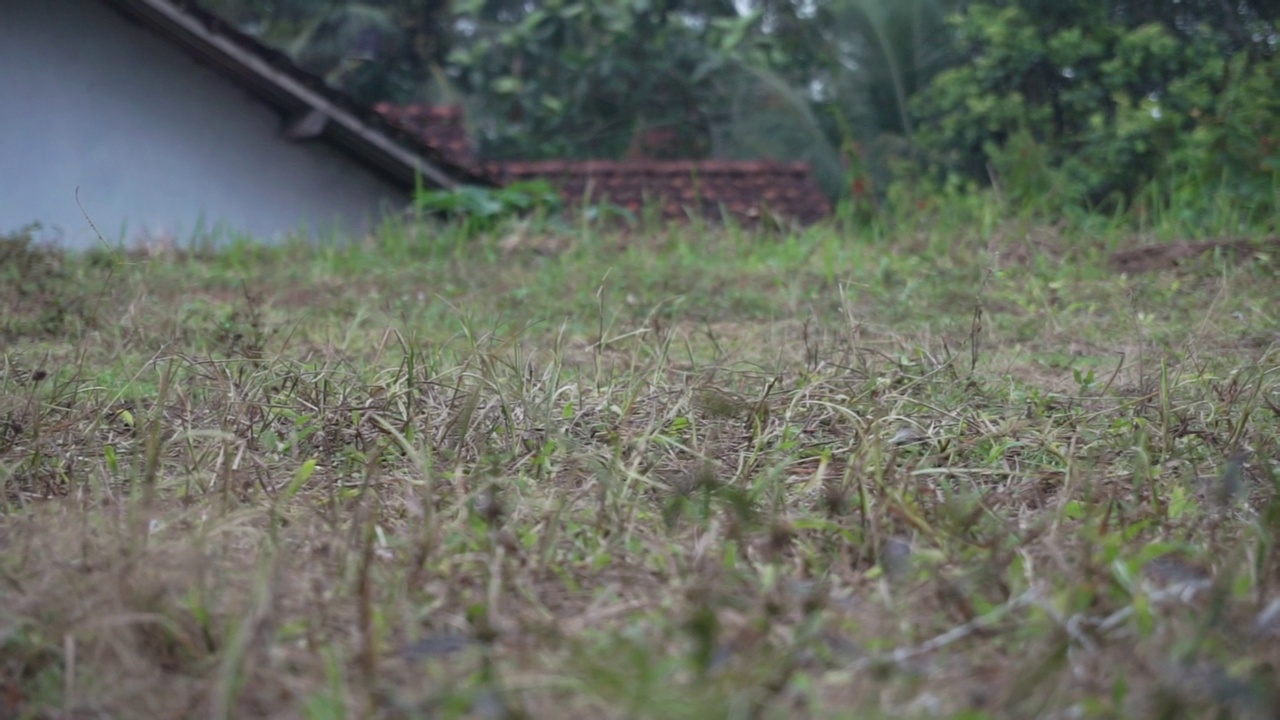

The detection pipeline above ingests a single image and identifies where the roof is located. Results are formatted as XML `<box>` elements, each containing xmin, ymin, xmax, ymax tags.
<box><xmin>375</xmin><ymin>106</ymin><xmax>833</xmax><ymax>225</ymax></box>
<box><xmin>371</xmin><ymin>103</ymin><xmax>483</xmax><ymax>176</ymax></box>
<box><xmin>500</xmin><ymin>160</ymin><xmax>832</xmax><ymax>226</ymax></box>
<box><xmin>99</xmin><ymin>0</ymin><xmax>498</xmax><ymax>190</ymax></box>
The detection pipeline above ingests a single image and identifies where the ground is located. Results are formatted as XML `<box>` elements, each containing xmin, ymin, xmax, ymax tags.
<box><xmin>1</xmin><ymin>212</ymin><xmax>1279</xmax><ymax>719</ymax></box>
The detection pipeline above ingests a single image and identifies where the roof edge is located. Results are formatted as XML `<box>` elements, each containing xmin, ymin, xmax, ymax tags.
<box><xmin>500</xmin><ymin>159</ymin><xmax>817</xmax><ymax>176</ymax></box>
<box><xmin>103</xmin><ymin>0</ymin><xmax>477</xmax><ymax>190</ymax></box>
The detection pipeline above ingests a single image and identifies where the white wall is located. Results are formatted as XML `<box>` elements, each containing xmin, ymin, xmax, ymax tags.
<box><xmin>0</xmin><ymin>0</ymin><xmax>409</xmax><ymax>249</ymax></box>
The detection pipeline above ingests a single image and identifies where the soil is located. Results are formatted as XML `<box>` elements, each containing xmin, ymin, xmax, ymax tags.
<box><xmin>1109</xmin><ymin>236</ymin><xmax>1280</xmax><ymax>274</ymax></box>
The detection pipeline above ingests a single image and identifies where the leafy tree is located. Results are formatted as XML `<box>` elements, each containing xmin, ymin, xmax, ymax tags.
<box><xmin>443</xmin><ymin>0</ymin><xmax>755</xmax><ymax>160</ymax></box>
<box><xmin>199</xmin><ymin>0</ymin><xmax>456</xmax><ymax>104</ymax></box>
<box><xmin>288</xmin><ymin>1</ymin><xmax>456</xmax><ymax>104</ymax></box>
<box><xmin>743</xmin><ymin>0</ymin><xmax>960</xmax><ymax>203</ymax></box>
<box><xmin>444</xmin><ymin>0</ymin><xmax>961</xmax><ymax>202</ymax></box>
<box><xmin>910</xmin><ymin>2</ymin><xmax>1280</xmax><ymax>219</ymax></box>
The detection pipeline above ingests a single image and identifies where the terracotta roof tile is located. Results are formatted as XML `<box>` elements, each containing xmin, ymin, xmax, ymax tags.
<box><xmin>372</xmin><ymin>101</ymin><xmax>833</xmax><ymax>225</ymax></box>
<box><xmin>498</xmin><ymin>159</ymin><xmax>831</xmax><ymax>225</ymax></box>
<box><xmin>372</xmin><ymin>103</ymin><xmax>480</xmax><ymax>173</ymax></box>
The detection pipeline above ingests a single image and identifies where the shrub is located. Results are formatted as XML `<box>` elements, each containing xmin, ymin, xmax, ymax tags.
<box><xmin>910</xmin><ymin>3</ymin><xmax>1279</xmax><ymax>224</ymax></box>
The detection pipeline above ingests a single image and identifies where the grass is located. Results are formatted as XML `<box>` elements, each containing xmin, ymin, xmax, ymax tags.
<box><xmin>1</xmin><ymin>205</ymin><xmax>1279</xmax><ymax>719</ymax></box>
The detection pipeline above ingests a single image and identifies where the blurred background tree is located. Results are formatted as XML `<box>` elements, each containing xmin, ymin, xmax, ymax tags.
<box><xmin>911</xmin><ymin>1</ymin><xmax>1280</xmax><ymax>222</ymax></box>
<box><xmin>197</xmin><ymin>0</ymin><xmax>1279</xmax><ymax>222</ymax></box>
<box><xmin>201</xmin><ymin>0</ymin><xmax>456</xmax><ymax>104</ymax></box>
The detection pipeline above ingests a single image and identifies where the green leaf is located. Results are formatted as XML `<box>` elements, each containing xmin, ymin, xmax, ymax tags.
<box><xmin>492</xmin><ymin>76</ymin><xmax>521</xmax><ymax>94</ymax></box>
<box><xmin>282</xmin><ymin>458</ymin><xmax>318</xmax><ymax>502</ymax></box>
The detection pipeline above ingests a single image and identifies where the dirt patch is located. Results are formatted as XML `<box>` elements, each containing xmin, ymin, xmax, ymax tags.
<box><xmin>1109</xmin><ymin>237</ymin><xmax>1280</xmax><ymax>274</ymax></box>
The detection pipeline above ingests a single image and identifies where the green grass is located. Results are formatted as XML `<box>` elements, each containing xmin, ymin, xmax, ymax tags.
<box><xmin>1</xmin><ymin>208</ymin><xmax>1279</xmax><ymax>719</ymax></box>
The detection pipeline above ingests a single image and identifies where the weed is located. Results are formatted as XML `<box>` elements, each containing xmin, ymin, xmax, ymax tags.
<box><xmin>0</xmin><ymin>225</ymin><xmax>96</xmax><ymax>341</ymax></box>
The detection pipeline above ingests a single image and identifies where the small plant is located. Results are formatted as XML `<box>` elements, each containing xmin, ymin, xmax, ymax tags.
<box><xmin>0</xmin><ymin>224</ymin><xmax>95</xmax><ymax>340</ymax></box>
<box><xmin>412</xmin><ymin>179</ymin><xmax>563</xmax><ymax>233</ymax></box>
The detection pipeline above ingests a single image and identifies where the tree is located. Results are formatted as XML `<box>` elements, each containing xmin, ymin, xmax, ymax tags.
<box><xmin>909</xmin><ymin>1</ymin><xmax>1280</xmax><ymax>218</ymax></box>
<box><xmin>443</xmin><ymin>0</ymin><xmax>756</xmax><ymax>160</ymax></box>
<box><xmin>199</xmin><ymin>0</ymin><xmax>456</xmax><ymax>104</ymax></box>
<box><xmin>442</xmin><ymin>0</ymin><xmax>962</xmax><ymax>202</ymax></box>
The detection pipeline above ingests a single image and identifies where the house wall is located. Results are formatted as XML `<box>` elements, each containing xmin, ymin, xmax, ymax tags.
<box><xmin>0</xmin><ymin>0</ymin><xmax>409</xmax><ymax>249</ymax></box>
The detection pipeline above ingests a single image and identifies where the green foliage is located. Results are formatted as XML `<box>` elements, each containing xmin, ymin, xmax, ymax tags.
<box><xmin>910</xmin><ymin>3</ymin><xmax>1280</xmax><ymax>221</ymax></box>
<box><xmin>412</xmin><ymin>179</ymin><xmax>563</xmax><ymax>232</ymax></box>
<box><xmin>713</xmin><ymin>0</ymin><xmax>960</xmax><ymax>202</ymax></box>
<box><xmin>203</xmin><ymin>0</ymin><xmax>456</xmax><ymax>104</ymax></box>
<box><xmin>442</xmin><ymin>0</ymin><xmax>961</xmax><ymax>204</ymax></box>
<box><xmin>1160</xmin><ymin>52</ymin><xmax>1280</xmax><ymax>225</ymax></box>
<box><xmin>0</xmin><ymin>225</ymin><xmax>93</xmax><ymax>341</ymax></box>
<box><xmin>445</xmin><ymin>0</ymin><xmax>753</xmax><ymax>160</ymax></box>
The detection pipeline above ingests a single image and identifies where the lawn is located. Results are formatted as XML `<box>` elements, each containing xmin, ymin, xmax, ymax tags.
<box><xmin>2</xmin><ymin>209</ymin><xmax>1279</xmax><ymax>719</ymax></box>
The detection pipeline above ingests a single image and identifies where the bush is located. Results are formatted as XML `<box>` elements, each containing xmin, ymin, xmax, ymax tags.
<box><xmin>412</xmin><ymin>180</ymin><xmax>564</xmax><ymax>234</ymax></box>
<box><xmin>909</xmin><ymin>3</ymin><xmax>1280</xmax><ymax>225</ymax></box>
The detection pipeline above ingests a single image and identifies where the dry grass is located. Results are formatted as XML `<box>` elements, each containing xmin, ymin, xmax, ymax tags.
<box><xmin>2</xmin><ymin>218</ymin><xmax>1280</xmax><ymax>719</ymax></box>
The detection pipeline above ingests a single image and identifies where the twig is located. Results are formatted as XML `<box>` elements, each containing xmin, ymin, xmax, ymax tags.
<box><xmin>855</xmin><ymin>589</ymin><xmax>1039</xmax><ymax>669</ymax></box>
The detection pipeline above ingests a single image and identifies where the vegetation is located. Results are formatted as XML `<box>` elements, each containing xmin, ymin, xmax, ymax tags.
<box><xmin>411</xmin><ymin>179</ymin><xmax>565</xmax><ymax>234</ymax></box>
<box><xmin>3</xmin><ymin>197</ymin><xmax>1280</xmax><ymax>717</ymax></box>
<box><xmin>197</xmin><ymin>0</ymin><xmax>1279</xmax><ymax>218</ymax></box>
<box><xmin>910</xmin><ymin>4</ymin><xmax>1280</xmax><ymax>223</ymax></box>
<box><xmin>5</xmin><ymin>1</ymin><xmax>1279</xmax><ymax>717</ymax></box>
